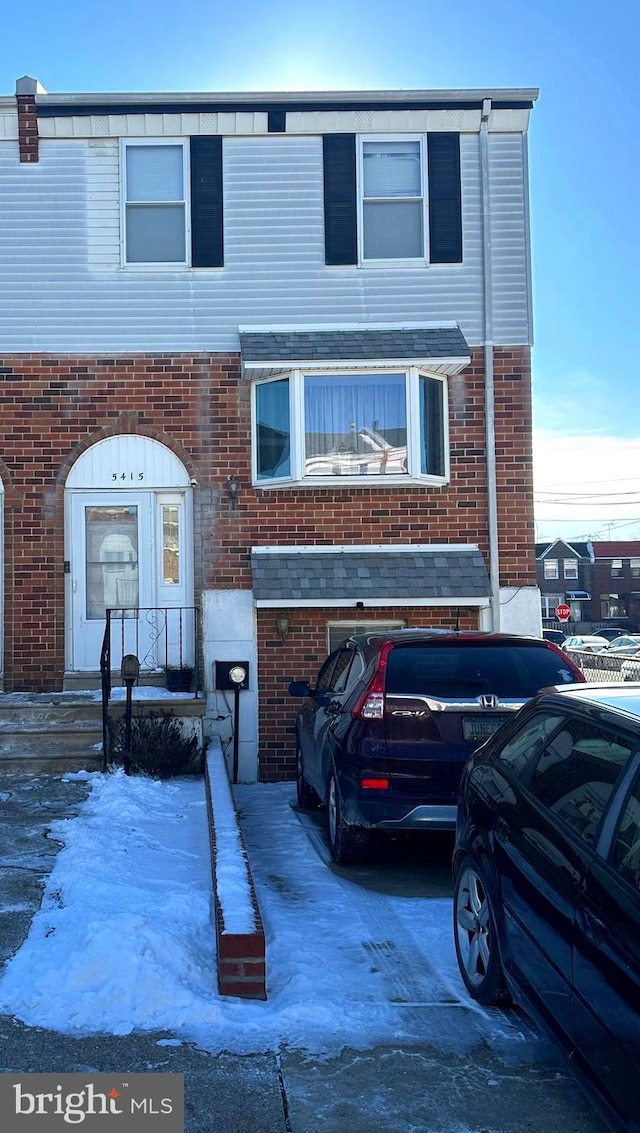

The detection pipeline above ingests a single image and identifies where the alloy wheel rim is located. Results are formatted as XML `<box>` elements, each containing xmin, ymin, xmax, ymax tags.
<box><xmin>456</xmin><ymin>868</ymin><xmax>491</xmax><ymax>986</ymax></box>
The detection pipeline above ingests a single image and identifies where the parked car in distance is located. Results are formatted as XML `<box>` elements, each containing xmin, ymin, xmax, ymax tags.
<box><xmin>593</xmin><ymin>627</ymin><xmax>627</xmax><ymax>642</ymax></box>
<box><xmin>289</xmin><ymin>630</ymin><xmax>584</xmax><ymax>864</ymax></box>
<box><xmin>562</xmin><ymin>634</ymin><xmax>610</xmax><ymax>653</ymax></box>
<box><xmin>604</xmin><ymin>635</ymin><xmax>640</xmax><ymax>655</ymax></box>
<box><xmin>542</xmin><ymin>628</ymin><xmax>566</xmax><ymax>646</ymax></box>
<box><xmin>453</xmin><ymin>683</ymin><xmax>640</xmax><ymax>1133</ymax></box>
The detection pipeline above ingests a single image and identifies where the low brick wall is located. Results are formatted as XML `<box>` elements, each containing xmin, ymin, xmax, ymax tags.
<box><xmin>204</xmin><ymin>738</ymin><xmax>267</xmax><ymax>1000</ymax></box>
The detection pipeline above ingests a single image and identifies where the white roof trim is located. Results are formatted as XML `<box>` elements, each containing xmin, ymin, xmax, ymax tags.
<box><xmin>255</xmin><ymin>597</ymin><xmax>490</xmax><ymax>609</ymax></box>
<box><xmin>239</xmin><ymin>322</ymin><xmax>461</xmax><ymax>333</ymax></box>
<box><xmin>242</xmin><ymin>356</ymin><xmax>470</xmax><ymax>379</ymax></box>
<box><xmin>252</xmin><ymin>543</ymin><xmax>479</xmax><ymax>554</ymax></box>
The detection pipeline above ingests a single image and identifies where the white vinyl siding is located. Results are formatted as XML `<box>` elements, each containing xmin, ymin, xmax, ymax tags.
<box><xmin>0</xmin><ymin>132</ymin><xmax>531</xmax><ymax>352</ymax></box>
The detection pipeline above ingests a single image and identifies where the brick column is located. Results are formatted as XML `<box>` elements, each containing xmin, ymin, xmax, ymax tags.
<box><xmin>15</xmin><ymin>76</ymin><xmax>42</xmax><ymax>163</ymax></box>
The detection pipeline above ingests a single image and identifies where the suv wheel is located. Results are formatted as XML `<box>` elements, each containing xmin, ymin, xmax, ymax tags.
<box><xmin>296</xmin><ymin>740</ymin><xmax>319</xmax><ymax>809</ymax></box>
<box><xmin>453</xmin><ymin>858</ymin><xmax>510</xmax><ymax>1005</ymax></box>
<box><xmin>327</xmin><ymin>771</ymin><xmax>369</xmax><ymax>864</ymax></box>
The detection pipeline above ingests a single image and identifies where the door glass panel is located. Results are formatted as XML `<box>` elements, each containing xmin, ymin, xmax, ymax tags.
<box><xmin>161</xmin><ymin>505</ymin><xmax>180</xmax><ymax>585</ymax></box>
<box><xmin>85</xmin><ymin>506</ymin><xmax>139</xmax><ymax>619</ymax></box>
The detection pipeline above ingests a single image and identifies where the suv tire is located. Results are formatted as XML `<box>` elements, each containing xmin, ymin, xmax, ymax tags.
<box><xmin>296</xmin><ymin>740</ymin><xmax>319</xmax><ymax>809</ymax></box>
<box><xmin>327</xmin><ymin>771</ymin><xmax>369</xmax><ymax>864</ymax></box>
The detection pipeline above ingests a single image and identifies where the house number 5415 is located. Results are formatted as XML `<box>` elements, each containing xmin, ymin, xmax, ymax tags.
<box><xmin>112</xmin><ymin>472</ymin><xmax>144</xmax><ymax>481</ymax></box>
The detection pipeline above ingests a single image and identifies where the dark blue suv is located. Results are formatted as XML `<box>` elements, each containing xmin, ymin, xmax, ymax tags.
<box><xmin>288</xmin><ymin>629</ymin><xmax>582</xmax><ymax>864</ymax></box>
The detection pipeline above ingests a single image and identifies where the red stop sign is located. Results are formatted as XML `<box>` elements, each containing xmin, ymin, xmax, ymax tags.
<box><xmin>555</xmin><ymin>603</ymin><xmax>571</xmax><ymax>622</ymax></box>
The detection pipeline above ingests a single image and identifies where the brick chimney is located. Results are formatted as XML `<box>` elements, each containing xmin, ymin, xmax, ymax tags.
<box><xmin>15</xmin><ymin>76</ymin><xmax>46</xmax><ymax>163</ymax></box>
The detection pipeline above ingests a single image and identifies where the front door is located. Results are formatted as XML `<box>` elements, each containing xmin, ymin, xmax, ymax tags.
<box><xmin>69</xmin><ymin>491</ymin><xmax>193</xmax><ymax>673</ymax></box>
<box><xmin>70</xmin><ymin>493</ymin><xmax>155</xmax><ymax>671</ymax></box>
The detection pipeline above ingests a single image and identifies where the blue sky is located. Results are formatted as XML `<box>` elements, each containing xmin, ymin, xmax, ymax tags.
<box><xmin>2</xmin><ymin>0</ymin><xmax>639</xmax><ymax>540</ymax></box>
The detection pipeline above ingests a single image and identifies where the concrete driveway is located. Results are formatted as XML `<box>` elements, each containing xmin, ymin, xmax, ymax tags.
<box><xmin>0</xmin><ymin>772</ymin><xmax>607</xmax><ymax>1133</ymax></box>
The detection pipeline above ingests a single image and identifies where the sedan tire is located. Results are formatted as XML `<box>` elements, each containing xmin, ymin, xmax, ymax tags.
<box><xmin>327</xmin><ymin>771</ymin><xmax>369</xmax><ymax>865</ymax></box>
<box><xmin>453</xmin><ymin>858</ymin><xmax>510</xmax><ymax>1005</ymax></box>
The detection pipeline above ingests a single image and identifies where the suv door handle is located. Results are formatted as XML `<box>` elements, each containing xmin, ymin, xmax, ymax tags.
<box><xmin>496</xmin><ymin>818</ymin><xmax>511</xmax><ymax>843</ymax></box>
<box><xmin>325</xmin><ymin>701</ymin><xmax>341</xmax><ymax>716</ymax></box>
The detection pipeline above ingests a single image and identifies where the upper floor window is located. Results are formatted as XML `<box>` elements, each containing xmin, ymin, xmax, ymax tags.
<box><xmin>563</xmin><ymin>559</ymin><xmax>578</xmax><ymax>579</ymax></box>
<box><xmin>543</xmin><ymin>559</ymin><xmax>559</xmax><ymax>580</ymax></box>
<box><xmin>360</xmin><ymin>139</ymin><xmax>425</xmax><ymax>261</ymax></box>
<box><xmin>253</xmin><ymin>369</ymin><xmax>447</xmax><ymax>486</ymax></box>
<box><xmin>631</xmin><ymin>559</ymin><xmax>640</xmax><ymax>578</ymax></box>
<box><xmin>123</xmin><ymin>140</ymin><xmax>189</xmax><ymax>266</ymax></box>
<box><xmin>611</xmin><ymin>558</ymin><xmax>624</xmax><ymax>577</ymax></box>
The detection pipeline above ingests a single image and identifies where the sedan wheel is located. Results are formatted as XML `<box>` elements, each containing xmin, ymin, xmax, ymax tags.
<box><xmin>327</xmin><ymin>772</ymin><xmax>369</xmax><ymax>865</ymax></box>
<box><xmin>453</xmin><ymin>860</ymin><xmax>509</xmax><ymax>1005</ymax></box>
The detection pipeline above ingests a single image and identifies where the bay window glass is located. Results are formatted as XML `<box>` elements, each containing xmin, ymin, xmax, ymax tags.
<box><xmin>304</xmin><ymin>373</ymin><xmax>407</xmax><ymax>477</ymax></box>
<box><xmin>125</xmin><ymin>144</ymin><xmax>186</xmax><ymax>264</ymax></box>
<box><xmin>362</xmin><ymin>140</ymin><xmax>424</xmax><ymax>260</ymax></box>
<box><xmin>253</xmin><ymin>369</ymin><xmax>447</xmax><ymax>485</ymax></box>
<box><xmin>256</xmin><ymin>379</ymin><xmax>291</xmax><ymax>480</ymax></box>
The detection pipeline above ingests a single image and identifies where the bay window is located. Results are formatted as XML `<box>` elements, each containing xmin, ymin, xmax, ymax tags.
<box><xmin>254</xmin><ymin>369</ymin><xmax>447</xmax><ymax>485</ymax></box>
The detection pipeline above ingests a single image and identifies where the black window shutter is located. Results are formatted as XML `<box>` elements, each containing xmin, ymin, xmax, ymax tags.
<box><xmin>190</xmin><ymin>136</ymin><xmax>224</xmax><ymax>268</ymax></box>
<box><xmin>427</xmin><ymin>133</ymin><xmax>462</xmax><ymax>264</ymax></box>
<box><xmin>323</xmin><ymin>134</ymin><xmax>357</xmax><ymax>266</ymax></box>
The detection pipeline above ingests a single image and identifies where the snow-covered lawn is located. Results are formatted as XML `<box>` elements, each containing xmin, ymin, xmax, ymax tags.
<box><xmin>0</xmin><ymin>770</ymin><xmax>466</xmax><ymax>1055</ymax></box>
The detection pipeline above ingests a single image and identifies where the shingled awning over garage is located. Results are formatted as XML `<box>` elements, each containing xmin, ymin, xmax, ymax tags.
<box><xmin>251</xmin><ymin>546</ymin><xmax>491</xmax><ymax>607</ymax></box>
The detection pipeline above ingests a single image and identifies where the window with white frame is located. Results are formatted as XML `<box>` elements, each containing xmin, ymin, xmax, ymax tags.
<box><xmin>253</xmin><ymin>369</ymin><xmax>447</xmax><ymax>485</ymax></box>
<box><xmin>611</xmin><ymin>559</ymin><xmax>624</xmax><ymax>578</ymax></box>
<box><xmin>631</xmin><ymin>558</ymin><xmax>640</xmax><ymax>578</ymax></box>
<box><xmin>541</xmin><ymin>594</ymin><xmax>563</xmax><ymax>619</ymax></box>
<box><xmin>543</xmin><ymin>559</ymin><xmax>559</xmax><ymax>580</ymax></box>
<box><xmin>563</xmin><ymin>558</ymin><xmax>578</xmax><ymax>579</ymax></box>
<box><xmin>123</xmin><ymin>141</ymin><xmax>188</xmax><ymax>265</ymax></box>
<box><xmin>360</xmin><ymin>138</ymin><xmax>425</xmax><ymax>261</ymax></box>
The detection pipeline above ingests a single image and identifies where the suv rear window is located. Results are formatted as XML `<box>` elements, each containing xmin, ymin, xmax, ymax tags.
<box><xmin>385</xmin><ymin>643</ymin><xmax>576</xmax><ymax>699</ymax></box>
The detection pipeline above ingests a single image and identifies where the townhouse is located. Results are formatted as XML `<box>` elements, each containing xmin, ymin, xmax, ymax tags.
<box><xmin>0</xmin><ymin>77</ymin><xmax>540</xmax><ymax>779</ymax></box>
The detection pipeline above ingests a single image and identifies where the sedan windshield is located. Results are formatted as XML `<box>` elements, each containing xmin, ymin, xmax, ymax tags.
<box><xmin>386</xmin><ymin>644</ymin><xmax>577</xmax><ymax>699</ymax></box>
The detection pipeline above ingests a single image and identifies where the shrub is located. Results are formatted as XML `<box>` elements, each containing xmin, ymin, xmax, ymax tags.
<box><xmin>108</xmin><ymin>712</ymin><xmax>202</xmax><ymax>779</ymax></box>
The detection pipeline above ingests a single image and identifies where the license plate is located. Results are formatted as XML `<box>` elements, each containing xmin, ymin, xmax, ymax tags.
<box><xmin>462</xmin><ymin>716</ymin><xmax>509</xmax><ymax>742</ymax></box>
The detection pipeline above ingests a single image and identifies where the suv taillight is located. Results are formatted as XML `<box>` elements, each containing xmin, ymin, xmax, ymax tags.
<box><xmin>352</xmin><ymin>641</ymin><xmax>394</xmax><ymax>720</ymax></box>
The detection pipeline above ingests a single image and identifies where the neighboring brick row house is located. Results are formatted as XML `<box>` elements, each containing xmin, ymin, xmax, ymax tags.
<box><xmin>536</xmin><ymin>539</ymin><xmax>640</xmax><ymax>631</ymax></box>
<box><xmin>0</xmin><ymin>76</ymin><xmax>540</xmax><ymax>780</ymax></box>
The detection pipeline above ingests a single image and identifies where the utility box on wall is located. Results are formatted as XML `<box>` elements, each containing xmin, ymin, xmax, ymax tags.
<box><xmin>214</xmin><ymin>661</ymin><xmax>250</xmax><ymax>691</ymax></box>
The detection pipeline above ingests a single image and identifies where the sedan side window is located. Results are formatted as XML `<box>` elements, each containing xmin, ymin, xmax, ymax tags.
<box><xmin>525</xmin><ymin>719</ymin><xmax>633</xmax><ymax>845</ymax></box>
<box><xmin>496</xmin><ymin>712</ymin><xmax>565</xmax><ymax>776</ymax></box>
<box><xmin>610</xmin><ymin>773</ymin><xmax>640</xmax><ymax>891</ymax></box>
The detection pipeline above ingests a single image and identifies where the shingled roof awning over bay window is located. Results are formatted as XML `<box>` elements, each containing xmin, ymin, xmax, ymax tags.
<box><xmin>239</xmin><ymin>325</ymin><xmax>471</xmax><ymax>379</ymax></box>
<box><xmin>251</xmin><ymin>546</ymin><xmax>491</xmax><ymax>607</ymax></box>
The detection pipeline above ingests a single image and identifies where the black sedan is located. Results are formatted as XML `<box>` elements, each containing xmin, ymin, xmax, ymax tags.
<box><xmin>453</xmin><ymin>683</ymin><xmax>640</xmax><ymax>1133</ymax></box>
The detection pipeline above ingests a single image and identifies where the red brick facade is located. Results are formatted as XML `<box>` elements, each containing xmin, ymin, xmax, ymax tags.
<box><xmin>0</xmin><ymin>346</ymin><xmax>535</xmax><ymax>774</ymax></box>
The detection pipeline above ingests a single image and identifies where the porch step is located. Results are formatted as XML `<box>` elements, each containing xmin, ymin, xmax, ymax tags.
<box><xmin>63</xmin><ymin>671</ymin><xmax>167</xmax><ymax>692</ymax></box>
<box><xmin>0</xmin><ymin>693</ymin><xmax>103</xmax><ymax>772</ymax></box>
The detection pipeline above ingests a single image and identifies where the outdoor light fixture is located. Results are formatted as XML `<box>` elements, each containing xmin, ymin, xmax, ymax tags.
<box><xmin>227</xmin><ymin>475</ymin><xmax>240</xmax><ymax>509</ymax></box>
<box><xmin>277</xmin><ymin>616</ymin><xmax>291</xmax><ymax>644</ymax></box>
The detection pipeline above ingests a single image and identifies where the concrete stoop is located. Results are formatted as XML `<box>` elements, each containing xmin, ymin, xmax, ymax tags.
<box><xmin>0</xmin><ymin>691</ymin><xmax>206</xmax><ymax>773</ymax></box>
<box><xmin>0</xmin><ymin>692</ymin><xmax>104</xmax><ymax>773</ymax></box>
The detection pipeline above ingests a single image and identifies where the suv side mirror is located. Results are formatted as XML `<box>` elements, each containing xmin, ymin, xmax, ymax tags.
<box><xmin>288</xmin><ymin>680</ymin><xmax>311</xmax><ymax>698</ymax></box>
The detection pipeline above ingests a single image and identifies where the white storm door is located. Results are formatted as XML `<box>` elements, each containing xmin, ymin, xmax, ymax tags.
<box><xmin>71</xmin><ymin>494</ymin><xmax>154</xmax><ymax>671</ymax></box>
<box><xmin>156</xmin><ymin>493</ymin><xmax>194</xmax><ymax>667</ymax></box>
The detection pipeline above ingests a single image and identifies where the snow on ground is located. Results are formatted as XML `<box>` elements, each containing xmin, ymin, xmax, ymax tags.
<box><xmin>0</xmin><ymin>771</ymin><xmax>466</xmax><ymax>1055</ymax></box>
